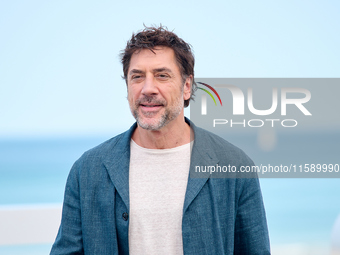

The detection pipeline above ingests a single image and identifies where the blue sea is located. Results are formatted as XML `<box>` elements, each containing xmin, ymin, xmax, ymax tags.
<box><xmin>0</xmin><ymin>131</ymin><xmax>339</xmax><ymax>254</ymax></box>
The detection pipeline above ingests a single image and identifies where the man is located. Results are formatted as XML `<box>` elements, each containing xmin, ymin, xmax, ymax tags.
<box><xmin>50</xmin><ymin>26</ymin><xmax>270</xmax><ymax>254</ymax></box>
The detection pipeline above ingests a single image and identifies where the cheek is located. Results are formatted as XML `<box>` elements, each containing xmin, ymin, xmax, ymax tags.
<box><xmin>127</xmin><ymin>87</ymin><xmax>137</xmax><ymax>100</ymax></box>
<box><xmin>127</xmin><ymin>90</ymin><xmax>135</xmax><ymax>106</ymax></box>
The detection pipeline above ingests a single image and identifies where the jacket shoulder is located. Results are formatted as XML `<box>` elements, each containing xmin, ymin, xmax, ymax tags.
<box><xmin>71</xmin><ymin>128</ymin><xmax>131</xmax><ymax>171</ymax></box>
<box><xmin>83</xmin><ymin>132</ymin><xmax>125</xmax><ymax>158</ymax></box>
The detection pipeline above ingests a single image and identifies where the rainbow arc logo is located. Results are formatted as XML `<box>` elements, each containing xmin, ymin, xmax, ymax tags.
<box><xmin>197</xmin><ymin>82</ymin><xmax>223</xmax><ymax>106</ymax></box>
<box><xmin>197</xmin><ymin>82</ymin><xmax>222</xmax><ymax>115</ymax></box>
<box><xmin>197</xmin><ymin>82</ymin><xmax>223</xmax><ymax>115</ymax></box>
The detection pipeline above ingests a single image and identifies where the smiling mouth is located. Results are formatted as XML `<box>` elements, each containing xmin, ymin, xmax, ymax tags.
<box><xmin>140</xmin><ymin>104</ymin><xmax>163</xmax><ymax>107</ymax></box>
<box><xmin>140</xmin><ymin>104</ymin><xmax>163</xmax><ymax>112</ymax></box>
<box><xmin>139</xmin><ymin>103</ymin><xmax>164</xmax><ymax>115</ymax></box>
<box><xmin>137</xmin><ymin>96</ymin><xmax>166</xmax><ymax>112</ymax></box>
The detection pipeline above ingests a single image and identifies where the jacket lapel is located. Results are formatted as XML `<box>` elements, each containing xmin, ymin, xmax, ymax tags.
<box><xmin>102</xmin><ymin>123</ymin><xmax>137</xmax><ymax>211</ymax></box>
<box><xmin>183</xmin><ymin>121</ymin><xmax>219</xmax><ymax>213</ymax></box>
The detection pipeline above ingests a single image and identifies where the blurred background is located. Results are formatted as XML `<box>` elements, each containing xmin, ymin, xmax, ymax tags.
<box><xmin>0</xmin><ymin>0</ymin><xmax>339</xmax><ymax>254</ymax></box>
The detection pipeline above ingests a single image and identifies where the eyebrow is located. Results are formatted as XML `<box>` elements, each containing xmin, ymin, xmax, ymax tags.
<box><xmin>153</xmin><ymin>67</ymin><xmax>173</xmax><ymax>74</ymax></box>
<box><xmin>128</xmin><ymin>67</ymin><xmax>174</xmax><ymax>76</ymax></box>
<box><xmin>129</xmin><ymin>69</ymin><xmax>144</xmax><ymax>76</ymax></box>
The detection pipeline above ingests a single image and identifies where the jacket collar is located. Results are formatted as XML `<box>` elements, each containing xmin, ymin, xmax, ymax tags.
<box><xmin>102</xmin><ymin>123</ymin><xmax>136</xmax><ymax>210</ymax></box>
<box><xmin>183</xmin><ymin>118</ymin><xmax>219</xmax><ymax>213</ymax></box>
<box><xmin>103</xmin><ymin>118</ymin><xmax>219</xmax><ymax>212</ymax></box>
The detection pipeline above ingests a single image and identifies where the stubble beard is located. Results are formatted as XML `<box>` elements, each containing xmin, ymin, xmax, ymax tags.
<box><xmin>130</xmin><ymin>93</ymin><xmax>184</xmax><ymax>131</ymax></box>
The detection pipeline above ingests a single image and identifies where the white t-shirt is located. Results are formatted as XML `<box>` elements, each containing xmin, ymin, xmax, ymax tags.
<box><xmin>128</xmin><ymin>139</ymin><xmax>191</xmax><ymax>255</ymax></box>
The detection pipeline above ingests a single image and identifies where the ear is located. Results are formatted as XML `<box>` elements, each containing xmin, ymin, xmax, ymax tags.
<box><xmin>183</xmin><ymin>75</ymin><xmax>192</xmax><ymax>100</ymax></box>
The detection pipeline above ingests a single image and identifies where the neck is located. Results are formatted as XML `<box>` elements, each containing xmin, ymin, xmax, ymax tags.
<box><xmin>131</xmin><ymin>115</ymin><xmax>191</xmax><ymax>149</ymax></box>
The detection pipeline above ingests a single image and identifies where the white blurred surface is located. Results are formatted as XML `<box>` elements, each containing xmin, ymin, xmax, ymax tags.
<box><xmin>0</xmin><ymin>204</ymin><xmax>61</xmax><ymax>245</ymax></box>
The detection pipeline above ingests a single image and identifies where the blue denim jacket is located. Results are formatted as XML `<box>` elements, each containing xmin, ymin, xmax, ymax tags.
<box><xmin>50</xmin><ymin>119</ymin><xmax>270</xmax><ymax>254</ymax></box>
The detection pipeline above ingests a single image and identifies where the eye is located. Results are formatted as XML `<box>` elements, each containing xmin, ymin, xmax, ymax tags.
<box><xmin>156</xmin><ymin>73</ymin><xmax>170</xmax><ymax>80</ymax></box>
<box><xmin>131</xmin><ymin>74</ymin><xmax>144</xmax><ymax>81</ymax></box>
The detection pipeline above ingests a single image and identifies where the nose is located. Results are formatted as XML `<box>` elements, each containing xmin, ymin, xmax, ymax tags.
<box><xmin>141</xmin><ymin>76</ymin><xmax>158</xmax><ymax>96</ymax></box>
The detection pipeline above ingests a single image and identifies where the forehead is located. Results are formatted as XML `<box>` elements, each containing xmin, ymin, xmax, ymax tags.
<box><xmin>128</xmin><ymin>47</ymin><xmax>180</xmax><ymax>73</ymax></box>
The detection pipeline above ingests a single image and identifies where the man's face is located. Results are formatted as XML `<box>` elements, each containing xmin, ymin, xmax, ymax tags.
<box><xmin>127</xmin><ymin>47</ymin><xmax>191</xmax><ymax>131</ymax></box>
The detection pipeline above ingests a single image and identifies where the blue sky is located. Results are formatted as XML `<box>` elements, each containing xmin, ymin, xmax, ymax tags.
<box><xmin>1</xmin><ymin>0</ymin><xmax>339</xmax><ymax>137</ymax></box>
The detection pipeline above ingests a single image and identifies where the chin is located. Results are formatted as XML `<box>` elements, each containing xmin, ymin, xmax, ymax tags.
<box><xmin>137</xmin><ymin>117</ymin><xmax>167</xmax><ymax>131</ymax></box>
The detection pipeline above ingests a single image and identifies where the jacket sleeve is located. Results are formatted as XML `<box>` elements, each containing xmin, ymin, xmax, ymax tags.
<box><xmin>50</xmin><ymin>160</ymin><xmax>84</xmax><ymax>255</ymax></box>
<box><xmin>234</xmin><ymin>178</ymin><xmax>271</xmax><ymax>255</ymax></box>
